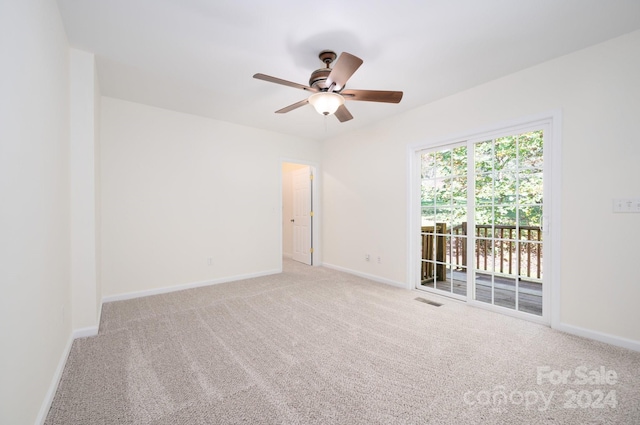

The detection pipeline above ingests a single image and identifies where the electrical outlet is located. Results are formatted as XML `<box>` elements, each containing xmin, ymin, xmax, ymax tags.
<box><xmin>365</xmin><ymin>254</ymin><xmax>370</xmax><ymax>262</ymax></box>
<box><xmin>207</xmin><ymin>257</ymin><xmax>213</xmax><ymax>265</ymax></box>
<box><xmin>377</xmin><ymin>256</ymin><xmax>381</xmax><ymax>264</ymax></box>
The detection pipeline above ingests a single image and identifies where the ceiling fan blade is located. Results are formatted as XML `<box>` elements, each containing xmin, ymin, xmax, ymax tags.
<box><xmin>275</xmin><ymin>99</ymin><xmax>309</xmax><ymax>114</ymax></box>
<box><xmin>340</xmin><ymin>89</ymin><xmax>403</xmax><ymax>103</ymax></box>
<box><xmin>326</xmin><ymin>52</ymin><xmax>363</xmax><ymax>91</ymax></box>
<box><xmin>334</xmin><ymin>104</ymin><xmax>354</xmax><ymax>122</ymax></box>
<box><xmin>253</xmin><ymin>73</ymin><xmax>318</xmax><ymax>92</ymax></box>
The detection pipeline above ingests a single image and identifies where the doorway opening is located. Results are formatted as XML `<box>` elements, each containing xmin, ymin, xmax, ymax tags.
<box><xmin>282</xmin><ymin>162</ymin><xmax>315</xmax><ymax>265</ymax></box>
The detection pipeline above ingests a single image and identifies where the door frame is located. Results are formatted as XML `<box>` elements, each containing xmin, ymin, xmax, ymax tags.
<box><xmin>407</xmin><ymin>110</ymin><xmax>562</xmax><ymax>326</ymax></box>
<box><xmin>280</xmin><ymin>158</ymin><xmax>321</xmax><ymax>269</ymax></box>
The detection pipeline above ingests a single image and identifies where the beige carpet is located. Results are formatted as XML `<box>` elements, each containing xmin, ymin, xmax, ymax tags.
<box><xmin>46</xmin><ymin>259</ymin><xmax>640</xmax><ymax>424</ymax></box>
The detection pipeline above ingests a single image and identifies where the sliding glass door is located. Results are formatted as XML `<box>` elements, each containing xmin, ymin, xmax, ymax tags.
<box><xmin>418</xmin><ymin>128</ymin><xmax>546</xmax><ymax>318</ymax></box>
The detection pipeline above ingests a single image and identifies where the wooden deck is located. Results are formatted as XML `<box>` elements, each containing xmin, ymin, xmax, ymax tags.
<box><xmin>420</xmin><ymin>271</ymin><xmax>542</xmax><ymax>316</ymax></box>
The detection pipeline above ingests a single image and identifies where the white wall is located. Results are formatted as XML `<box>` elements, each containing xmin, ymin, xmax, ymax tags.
<box><xmin>100</xmin><ymin>98</ymin><xmax>321</xmax><ymax>298</ymax></box>
<box><xmin>0</xmin><ymin>1</ymin><xmax>71</xmax><ymax>424</ymax></box>
<box><xmin>70</xmin><ymin>48</ymin><xmax>101</xmax><ymax>332</ymax></box>
<box><xmin>322</xmin><ymin>30</ymin><xmax>640</xmax><ymax>344</ymax></box>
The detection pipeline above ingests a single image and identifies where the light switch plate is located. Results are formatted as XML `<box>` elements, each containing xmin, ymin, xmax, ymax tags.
<box><xmin>613</xmin><ymin>198</ymin><xmax>640</xmax><ymax>213</ymax></box>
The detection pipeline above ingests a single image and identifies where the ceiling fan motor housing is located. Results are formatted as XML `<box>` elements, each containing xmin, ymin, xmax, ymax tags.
<box><xmin>309</xmin><ymin>50</ymin><xmax>339</xmax><ymax>90</ymax></box>
<box><xmin>309</xmin><ymin>68</ymin><xmax>331</xmax><ymax>90</ymax></box>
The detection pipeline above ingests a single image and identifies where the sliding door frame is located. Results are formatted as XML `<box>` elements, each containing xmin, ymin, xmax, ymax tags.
<box><xmin>407</xmin><ymin>111</ymin><xmax>562</xmax><ymax>326</ymax></box>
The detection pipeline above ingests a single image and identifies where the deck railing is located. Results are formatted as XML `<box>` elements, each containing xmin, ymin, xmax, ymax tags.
<box><xmin>423</xmin><ymin>223</ymin><xmax>542</xmax><ymax>282</ymax></box>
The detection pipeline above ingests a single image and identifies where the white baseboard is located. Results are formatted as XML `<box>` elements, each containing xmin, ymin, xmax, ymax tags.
<box><xmin>102</xmin><ymin>269</ymin><xmax>281</xmax><ymax>303</ymax></box>
<box><xmin>322</xmin><ymin>262</ymin><xmax>408</xmax><ymax>289</ymax></box>
<box><xmin>35</xmin><ymin>334</ymin><xmax>74</xmax><ymax>425</ymax></box>
<box><xmin>554</xmin><ymin>322</ymin><xmax>640</xmax><ymax>352</ymax></box>
<box><xmin>72</xmin><ymin>326</ymin><xmax>99</xmax><ymax>339</ymax></box>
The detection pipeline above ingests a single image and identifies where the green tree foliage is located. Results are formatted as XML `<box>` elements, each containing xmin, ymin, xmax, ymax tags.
<box><xmin>421</xmin><ymin>130</ymin><xmax>543</xmax><ymax>230</ymax></box>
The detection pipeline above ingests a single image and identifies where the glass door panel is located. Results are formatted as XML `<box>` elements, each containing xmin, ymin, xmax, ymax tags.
<box><xmin>420</xmin><ymin>145</ymin><xmax>468</xmax><ymax>297</ymax></box>
<box><xmin>473</xmin><ymin>130</ymin><xmax>544</xmax><ymax>316</ymax></box>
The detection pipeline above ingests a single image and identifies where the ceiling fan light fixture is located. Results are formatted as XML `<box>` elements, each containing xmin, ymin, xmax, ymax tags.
<box><xmin>308</xmin><ymin>92</ymin><xmax>344</xmax><ymax>116</ymax></box>
<box><xmin>254</xmin><ymin>50</ymin><xmax>402</xmax><ymax>123</ymax></box>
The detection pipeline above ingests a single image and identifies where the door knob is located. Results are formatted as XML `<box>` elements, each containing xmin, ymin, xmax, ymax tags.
<box><xmin>290</xmin><ymin>219</ymin><xmax>295</xmax><ymax>222</ymax></box>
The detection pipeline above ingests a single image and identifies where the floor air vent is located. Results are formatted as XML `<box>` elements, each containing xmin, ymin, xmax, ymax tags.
<box><xmin>414</xmin><ymin>297</ymin><xmax>443</xmax><ymax>307</ymax></box>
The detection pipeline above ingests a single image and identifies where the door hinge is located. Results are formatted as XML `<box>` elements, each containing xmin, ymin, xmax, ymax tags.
<box><xmin>310</xmin><ymin>248</ymin><xmax>314</xmax><ymax>253</ymax></box>
<box><xmin>309</xmin><ymin>174</ymin><xmax>314</xmax><ymax>180</ymax></box>
<box><xmin>310</xmin><ymin>211</ymin><xmax>314</xmax><ymax>217</ymax></box>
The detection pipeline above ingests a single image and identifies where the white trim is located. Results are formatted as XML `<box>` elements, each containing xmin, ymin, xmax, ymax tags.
<box><xmin>72</xmin><ymin>326</ymin><xmax>99</xmax><ymax>339</ymax></box>
<box><xmin>278</xmin><ymin>160</ymin><xmax>285</xmax><ymax>269</ymax></box>
<box><xmin>554</xmin><ymin>322</ymin><xmax>640</xmax><ymax>352</ymax></box>
<box><xmin>102</xmin><ymin>269</ymin><xmax>281</xmax><ymax>303</ymax></box>
<box><xmin>35</xmin><ymin>334</ymin><xmax>74</xmax><ymax>425</ymax></box>
<box><xmin>416</xmin><ymin>285</ymin><xmax>467</xmax><ymax>302</ymax></box>
<box><xmin>548</xmin><ymin>111</ymin><xmax>563</xmax><ymax>330</ymax></box>
<box><xmin>411</xmin><ymin>288</ymin><xmax>467</xmax><ymax>305</ymax></box>
<box><xmin>468</xmin><ymin>299</ymin><xmax>549</xmax><ymax>326</ymax></box>
<box><xmin>323</xmin><ymin>262</ymin><xmax>407</xmax><ymax>289</ymax></box>
<box><xmin>406</xmin><ymin>143</ymin><xmax>421</xmax><ymax>292</ymax></box>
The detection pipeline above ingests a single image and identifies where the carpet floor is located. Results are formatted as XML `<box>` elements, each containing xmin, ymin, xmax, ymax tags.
<box><xmin>46</xmin><ymin>259</ymin><xmax>640</xmax><ymax>424</ymax></box>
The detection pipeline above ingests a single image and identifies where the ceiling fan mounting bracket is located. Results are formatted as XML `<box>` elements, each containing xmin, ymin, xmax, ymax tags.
<box><xmin>318</xmin><ymin>50</ymin><xmax>337</xmax><ymax>66</ymax></box>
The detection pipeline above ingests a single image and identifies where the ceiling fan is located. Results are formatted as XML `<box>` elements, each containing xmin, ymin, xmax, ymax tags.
<box><xmin>253</xmin><ymin>50</ymin><xmax>403</xmax><ymax>122</ymax></box>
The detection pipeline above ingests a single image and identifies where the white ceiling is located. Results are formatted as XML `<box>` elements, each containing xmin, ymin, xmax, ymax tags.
<box><xmin>56</xmin><ymin>0</ymin><xmax>640</xmax><ymax>141</ymax></box>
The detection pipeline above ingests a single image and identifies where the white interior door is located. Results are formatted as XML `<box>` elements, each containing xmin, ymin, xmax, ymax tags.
<box><xmin>292</xmin><ymin>166</ymin><xmax>312</xmax><ymax>265</ymax></box>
